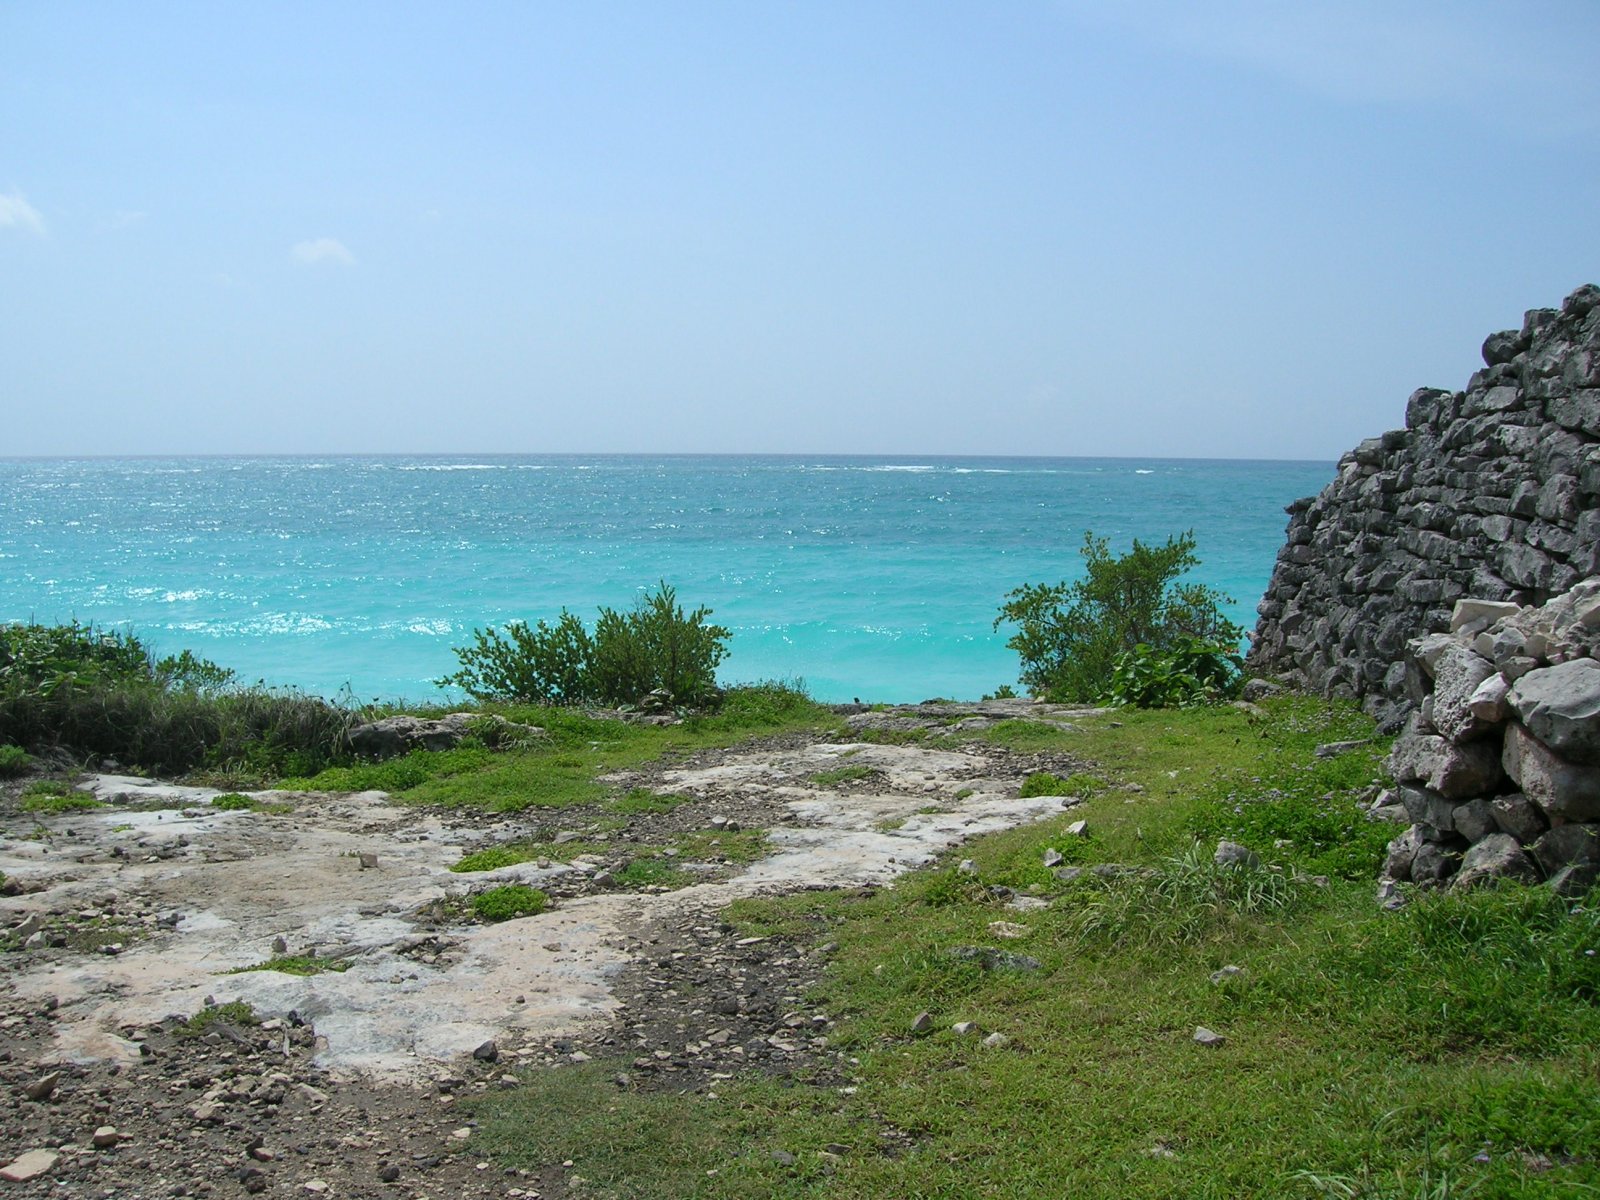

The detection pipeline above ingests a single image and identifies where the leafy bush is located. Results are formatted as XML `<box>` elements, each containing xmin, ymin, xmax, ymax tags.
<box><xmin>440</xmin><ymin>582</ymin><xmax>729</xmax><ymax>708</ymax></box>
<box><xmin>1107</xmin><ymin>635</ymin><xmax>1244</xmax><ymax>708</ymax></box>
<box><xmin>996</xmin><ymin>531</ymin><xmax>1241</xmax><ymax>703</ymax></box>
<box><xmin>0</xmin><ymin>744</ymin><xmax>32</xmax><ymax>778</ymax></box>
<box><xmin>0</xmin><ymin>621</ymin><xmax>353</xmax><ymax>776</ymax></box>
<box><xmin>472</xmin><ymin>884</ymin><xmax>551</xmax><ymax>921</ymax></box>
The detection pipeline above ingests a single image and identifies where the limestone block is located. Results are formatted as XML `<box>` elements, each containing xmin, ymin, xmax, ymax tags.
<box><xmin>1387</xmin><ymin>715</ymin><xmax>1505</xmax><ymax>799</ymax></box>
<box><xmin>1527</xmin><ymin>823</ymin><xmax>1600</xmax><ymax>878</ymax></box>
<box><xmin>1451</xmin><ymin>598</ymin><xmax>1523</xmax><ymax>631</ymax></box>
<box><xmin>1507</xmin><ymin>659</ymin><xmax>1600</xmax><ymax>765</ymax></box>
<box><xmin>1490</xmin><ymin>792</ymin><xmax>1548</xmax><ymax>843</ymax></box>
<box><xmin>1431</xmin><ymin>643</ymin><xmax>1497</xmax><ymax>743</ymax></box>
<box><xmin>1502</xmin><ymin>723</ymin><xmax>1600</xmax><ymax>822</ymax></box>
<box><xmin>1467</xmin><ymin>673</ymin><xmax>1511</xmax><ymax>724</ymax></box>
<box><xmin>1452</xmin><ymin>798</ymin><xmax>1498</xmax><ymax>844</ymax></box>
<box><xmin>1452</xmin><ymin>833</ymin><xmax>1539</xmax><ymax>890</ymax></box>
<box><xmin>1382</xmin><ymin>825</ymin><xmax>1423</xmax><ymax>881</ymax></box>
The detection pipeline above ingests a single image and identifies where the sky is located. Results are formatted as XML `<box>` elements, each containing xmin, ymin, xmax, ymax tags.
<box><xmin>3</xmin><ymin>1</ymin><xmax>1598</xmax><ymax>460</ymax></box>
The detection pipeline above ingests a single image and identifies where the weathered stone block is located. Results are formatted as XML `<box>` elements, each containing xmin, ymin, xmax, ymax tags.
<box><xmin>1431</xmin><ymin>643</ymin><xmax>1497</xmax><ymax>743</ymax></box>
<box><xmin>1507</xmin><ymin>659</ymin><xmax>1600</xmax><ymax>765</ymax></box>
<box><xmin>1387</xmin><ymin>715</ymin><xmax>1505</xmax><ymax>799</ymax></box>
<box><xmin>1410</xmin><ymin>842</ymin><xmax>1462</xmax><ymax>885</ymax></box>
<box><xmin>1467</xmin><ymin>672</ymin><xmax>1511</xmax><ymax>723</ymax></box>
<box><xmin>1527</xmin><ymin>823</ymin><xmax>1600</xmax><ymax>877</ymax></box>
<box><xmin>1502</xmin><ymin>723</ymin><xmax>1600</xmax><ymax>821</ymax></box>
<box><xmin>1452</xmin><ymin>798</ymin><xmax>1498</xmax><ymax>843</ymax></box>
<box><xmin>1452</xmin><ymin>833</ymin><xmax>1539</xmax><ymax>890</ymax></box>
<box><xmin>1490</xmin><ymin>792</ymin><xmax>1548</xmax><ymax>843</ymax></box>
<box><xmin>1382</xmin><ymin>825</ymin><xmax>1423</xmax><ymax>881</ymax></box>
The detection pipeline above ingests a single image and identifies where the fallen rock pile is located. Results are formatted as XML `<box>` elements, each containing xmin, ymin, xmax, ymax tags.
<box><xmin>1380</xmin><ymin>578</ymin><xmax>1600</xmax><ymax>897</ymax></box>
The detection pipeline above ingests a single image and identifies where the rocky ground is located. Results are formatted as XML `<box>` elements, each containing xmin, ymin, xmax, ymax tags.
<box><xmin>0</xmin><ymin>701</ymin><xmax>1097</xmax><ymax>1197</ymax></box>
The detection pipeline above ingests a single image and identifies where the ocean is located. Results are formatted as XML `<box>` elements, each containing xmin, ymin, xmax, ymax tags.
<box><xmin>0</xmin><ymin>455</ymin><xmax>1333</xmax><ymax>704</ymax></box>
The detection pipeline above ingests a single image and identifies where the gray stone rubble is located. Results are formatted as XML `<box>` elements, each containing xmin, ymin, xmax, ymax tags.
<box><xmin>1378</xmin><ymin>581</ymin><xmax>1600</xmax><ymax>896</ymax></box>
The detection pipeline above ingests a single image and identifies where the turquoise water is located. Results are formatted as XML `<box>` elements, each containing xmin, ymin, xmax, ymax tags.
<box><xmin>0</xmin><ymin>455</ymin><xmax>1332</xmax><ymax>703</ymax></box>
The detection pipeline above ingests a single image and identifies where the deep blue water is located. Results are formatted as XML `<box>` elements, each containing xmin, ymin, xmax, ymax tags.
<box><xmin>0</xmin><ymin>455</ymin><xmax>1332</xmax><ymax>703</ymax></box>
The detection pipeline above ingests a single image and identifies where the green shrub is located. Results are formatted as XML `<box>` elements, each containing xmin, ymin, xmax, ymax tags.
<box><xmin>440</xmin><ymin>582</ymin><xmax>729</xmax><ymax>708</ymax></box>
<box><xmin>1018</xmin><ymin>771</ymin><xmax>1080</xmax><ymax>797</ymax></box>
<box><xmin>211</xmin><ymin>793</ymin><xmax>257</xmax><ymax>811</ymax></box>
<box><xmin>996</xmin><ymin>531</ymin><xmax>1241</xmax><ymax>703</ymax></box>
<box><xmin>227</xmin><ymin>954</ymin><xmax>349</xmax><ymax>976</ymax></box>
<box><xmin>0</xmin><ymin>744</ymin><xmax>32</xmax><ymax>778</ymax></box>
<box><xmin>178</xmin><ymin>1000</ymin><xmax>257</xmax><ymax>1037</ymax></box>
<box><xmin>0</xmin><ymin>621</ymin><xmax>353</xmax><ymax>776</ymax></box>
<box><xmin>472</xmin><ymin>884</ymin><xmax>551</xmax><ymax>921</ymax></box>
<box><xmin>1107</xmin><ymin>635</ymin><xmax>1244</xmax><ymax>708</ymax></box>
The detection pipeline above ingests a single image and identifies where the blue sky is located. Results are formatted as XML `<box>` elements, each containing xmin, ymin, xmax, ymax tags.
<box><xmin>3</xmin><ymin>1</ymin><xmax>1597</xmax><ymax>459</ymax></box>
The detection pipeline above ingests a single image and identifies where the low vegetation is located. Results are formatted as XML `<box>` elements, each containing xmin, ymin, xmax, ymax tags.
<box><xmin>996</xmin><ymin>530</ymin><xmax>1242</xmax><ymax>703</ymax></box>
<box><xmin>227</xmin><ymin>954</ymin><xmax>351</xmax><ymax>976</ymax></box>
<box><xmin>466</xmin><ymin>698</ymin><xmax>1600</xmax><ymax>1198</ymax></box>
<box><xmin>439</xmin><ymin>581</ymin><xmax>730</xmax><ymax>707</ymax></box>
<box><xmin>472</xmin><ymin>884</ymin><xmax>551</xmax><ymax>922</ymax></box>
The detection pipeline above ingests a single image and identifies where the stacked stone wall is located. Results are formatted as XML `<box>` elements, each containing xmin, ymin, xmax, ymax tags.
<box><xmin>1247</xmin><ymin>283</ymin><xmax>1600</xmax><ymax>730</ymax></box>
<box><xmin>1374</xmin><ymin>581</ymin><xmax>1600</xmax><ymax>898</ymax></box>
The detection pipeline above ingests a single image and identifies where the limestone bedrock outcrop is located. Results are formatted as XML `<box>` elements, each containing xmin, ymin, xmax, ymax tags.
<box><xmin>1379</xmin><ymin>580</ymin><xmax>1600</xmax><ymax>896</ymax></box>
<box><xmin>1247</xmin><ymin>283</ymin><xmax>1600</xmax><ymax>732</ymax></box>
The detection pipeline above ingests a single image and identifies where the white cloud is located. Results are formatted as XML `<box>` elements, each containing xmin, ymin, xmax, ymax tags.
<box><xmin>0</xmin><ymin>189</ymin><xmax>46</xmax><ymax>236</ymax></box>
<box><xmin>291</xmin><ymin>237</ymin><xmax>355</xmax><ymax>266</ymax></box>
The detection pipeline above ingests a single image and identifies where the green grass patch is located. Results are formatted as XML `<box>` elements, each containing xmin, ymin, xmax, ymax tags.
<box><xmin>472</xmin><ymin>884</ymin><xmax>551</xmax><ymax>921</ymax></box>
<box><xmin>178</xmin><ymin>1000</ymin><xmax>259</xmax><ymax>1037</ymax></box>
<box><xmin>210</xmin><ymin>792</ymin><xmax>258</xmax><ymax>811</ymax></box>
<box><xmin>614</xmin><ymin>858</ymin><xmax>694</xmax><ymax>889</ymax></box>
<box><xmin>810</xmin><ymin>764</ymin><xmax>878</xmax><ymax>787</ymax></box>
<box><xmin>611</xmin><ymin>786</ymin><xmax>693</xmax><ymax>815</ymax></box>
<box><xmin>20</xmin><ymin>780</ymin><xmax>101</xmax><ymax>812</ymax></box>
<box><xmin>452</xmin><ymin>839</ymin><xmax>621</xmax><ymax>872</ymax></box>
<box><xmin>284</xmin><ymin>686</ymin><xmax>840</xmax><ymax>812</ymax></box>
<box><xmin>674</xmin><ymin>828</ymin><xmax>769</xmax><ymax>865</ymax></box>
<box><xmin>0</xmin><ymin>743</ymin><xmax>32</xmax><ymax>778</ymax></box>
<box><xmin>227</xmin><ymin>954</ymin><xmax>351</xmax><ymax>976</ymax></box>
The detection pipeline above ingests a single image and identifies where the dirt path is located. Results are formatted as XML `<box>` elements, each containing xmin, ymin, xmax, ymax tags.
<box><xmin>0</xmin><ymin>704</ymin><xmax>1094</xmax><ymax>1197</ymax></box>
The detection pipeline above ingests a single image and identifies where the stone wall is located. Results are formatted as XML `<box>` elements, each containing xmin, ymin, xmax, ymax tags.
<box><xmin>1374</xmin><ymin>580</ymin><xmax>1600</xmax><ymax>899</ymax></box>
<box><xmin>1247</xmin><ymin>283</ymin><xmax>1600</xmax><ymax>730</ymax></box>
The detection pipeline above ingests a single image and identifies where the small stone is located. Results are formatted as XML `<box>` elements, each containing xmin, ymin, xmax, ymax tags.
<box><xmin>1193</xmin><ymin>1026</ymin><xmax>1226</xmax><ymax>1048</ymax></box>
<box><xmin>451</xmin><ymin>1127</ymin><xmax>473</xmax><ymax>1140</ymax></box>
<box><xmin>1213</xmin><ymin>840</ymin><xmax>1260</xmax><ymax>869</ymax></box>
<box><xmin>956</xmin><ymin>859</ymin><xmax>977</xmax><ymax>875</ymax></box>
<box><xmin>473</xmin><ymin>1040</ymin><xmax>499</xmax><ymax>1063</ymax></box>
<box><xmin>1208</xmin><ymin>965</ymin><xmax>1244</xmax><ymax>985</ymax></box>
<box><xmin>359</xmin><ymin>852</ymin><xmax>378</xmax><ymax>869</ymax></box>
<box><xmin>909</xmin><ymin>1011</ymin><xmax>934</xmax><ymax>1034</ymax></box>
<box><xmin>981</xmin><ymin>1032</ymin><xmax>1009</xmax><ymax>1048</ymax></box>
<box><xmin>987</xmin><ymin>921</ymin><xmax>1030</xmax><ymax>939</ymax></box>
<box><xmin>1042</xmin><ymin>848</ymin><xmax>1063</xmax><ymax>867</ymax></box>
<box><xmin>1065</xmin><ymin>819</ymin><xmax>1088</xmax><ymax>836</ymax></box>
<box><xmin>770</xmin><ymin>1150</ymin><xmax>796</xmax><ymax>1166</ymax></box>
<box><xmin>271</xmin><ymin>935</ymin><xmax>288</xmax><ymax>955</ymax></box>
<box><xmin>592</xmin><ymin>871</ymin><xmax>615</xmax><ymax>887</ymax></box>
<box><xmin>303</xmin><ymin>1182</ymin><xmax>330</xmax><ymax>1195</ymax></box>
<box><xmin>951</xmin><ymin>1021</ymin><xmax>979</xmax><ymax>1035</ymax></box>
<box><xmin>23</xmin><ymin>1070</ymin><xmax>61</xmax><ymax>1101</ymax></box>
<box><xmin>0</xmin><ymin>1149</ymin><xmax>58</xmax><ymax>1182</ymax></box>
<box><xmin>91</xmin><ymin>1126</ymin><xmax>122</xmax><ymax>1149</ymax></box>
<box><xmin>377</xmin><ymin>1164</ymin><xmax>401</xmax><ymax>1182</ymax></box>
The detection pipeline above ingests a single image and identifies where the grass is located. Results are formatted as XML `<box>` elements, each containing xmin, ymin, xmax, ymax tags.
<box><xmin>0</xmin><ymin>743</ymin><xmax>32</xmax><ymax>777</ymax></box>
<box><xmin>284</xmin><ymin>684</ymin><xmax>840</xmax><ymax>812</ymax></box>
<box><xmin>810</xmin><ymin>764</ymin><xmax>879</xmax><ymax>787</ymax></box>
<box><xmin>210</xmin><ymin>792</ymin><xmax>258</xmax><ymax>811</ymax></box>
<box><xmin>612</xmin><ymin>786</ymin><xmax>694</xmax><ymax>814</ymax></box>
<box><xmin>227</xmin><ymin>954</ymin><xmax>351</xmax><ymax>976</ymax></box>
<box><xmin>466</xmin><ymin>696</ymin><xmax>1600</xmax><ymax>1198</ymax></box>
<box><xmin>19</xmin><ymin>779</ymin><xmax>102</xmax><ymax>812</ymax></box>
<box><xmin>472</xmin><ymin>884</ymin><xmax>551</xmax><ymax>921</ymax></box>
<box><xmin>178</xmin><ymin>1000</ymin><xmax>259</xmax><ymax>1037</ymax></box>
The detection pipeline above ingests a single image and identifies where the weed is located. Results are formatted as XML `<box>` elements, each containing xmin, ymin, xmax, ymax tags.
<box><xmin>0</xmin><ymin>743</ymin><xmax>32</xmax><ymax>778</ymax></box>
<box><xmin>611</xmin><ymin>787</ymin><xmax>692</xmax><ymax>815</ymax></box>
<box><xmin>228</xmin><ymin>954</ymin><xmax>351</xmax><ymax>976</ymax></box>
<box><xmin>178</xmin><ymin>1000</ymin><xmax>258</xmax><ymax>1037</ymax></box>
<box><xmin>810</xmin><ymin>764</ymin><xmax>878</xmax><ymax>787</ymax></box>
<box><xmin>211</xmin><ymin>792</ymin><xmax>258</xmax><ymax>811</ymax></box>
<box><xmin>1019</xmin><ymin>771</ymin><xmax>1080</xmax><ymax>798</ymax></box>
<box><xmin>472</xmin><ymin>885</ymin><xmax>551</xmax><ymax>921</ymax></box>
<box><xmin>20</xmin><ymin>780</ymin><xmax>100</xmax><ymax>812</ymax></box>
